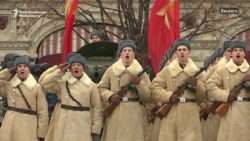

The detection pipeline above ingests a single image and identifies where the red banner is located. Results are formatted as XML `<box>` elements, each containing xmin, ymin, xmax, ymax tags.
<box><xmin>62</xmin><ymin>0</ymin><xmax>79</xmax><ymax>63</ymax></box>
<box><xmin>148</xmin><ymin>0</ymin><xmax>180</xmax><ymax>74</ymax></box>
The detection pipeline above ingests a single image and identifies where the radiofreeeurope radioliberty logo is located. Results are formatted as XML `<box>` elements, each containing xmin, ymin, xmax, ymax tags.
<box><xmin>13</xmin><ymin>8</ymin><xmax>47</xmax><ymax>18</ymax></box>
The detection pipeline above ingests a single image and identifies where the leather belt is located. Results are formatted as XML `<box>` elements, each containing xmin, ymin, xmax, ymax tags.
<box><xmin>8</xmin><ymin>106</ymin><xmax>37</xmax><ymax>115</ymax></box>
<box><xmin>235</xmin><ymin>97</ymin><xmax>250</xmax><ymax>102</ymax></box>
<box><xmin>121</xmin><ymin>97</ymin><xmax>139</xmax><ymax>102</ymax></box>
<box><xmin>178</xmin><ymin>98</ymin><xmax>196</xmax><ymax>103</ymax></box>
<box><xmin>61</xmin><ymin>104</ymin><xmax>90</xmax><ymax>111</ymax></box>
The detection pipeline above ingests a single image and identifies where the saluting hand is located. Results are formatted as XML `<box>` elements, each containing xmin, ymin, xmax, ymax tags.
<box><xmin>58</xmin><ymin>63</ymin><xmax>68</xmax><ymax>69</ymax></box>
<box><xmin>58</xmin><ymin>63</ymin><xmax>70</xmax><ymax>73</ymax></box>
<box><xmin>8</xmin><ymin>67</ymin><xmax>16</xmax><ymax>73</ymax></box>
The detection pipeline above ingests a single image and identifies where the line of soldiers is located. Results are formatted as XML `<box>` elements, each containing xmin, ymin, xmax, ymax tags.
<box><xmin>0</xmin><ymin>37</ymin><xmax>249</xmax><ymax>141</ymax></box>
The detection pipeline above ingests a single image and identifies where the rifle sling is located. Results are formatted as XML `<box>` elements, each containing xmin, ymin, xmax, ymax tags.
<box><xmin>65</xmin><ymin>81</ymin><xmax>83</xmax><ymax>107</ymax></box>
<box><xmin>17</xmin><ymin>86</ymin><xmax>32</xmax><ymax>110</ymax></box>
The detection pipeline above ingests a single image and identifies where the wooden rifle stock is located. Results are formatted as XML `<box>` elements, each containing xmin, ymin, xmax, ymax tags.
<box><xmin>103</xmin><ymin>66</ymin><xmax>150</xmax><ymax>117</ymax></box>
<box><xmin>155</xmin><ymin>67</ymin><xmax>206</xmax><ymax>119</ymax></box>
<box><xmin>200</xmin><ymin>81</ymin><xmax>245</xmax><ymax>119</ymax></box>
<box><xmin>215</xmin><ymin>103</ymin><xmax>231</xmax><ymax>117</ymax></box>
<box><xmin>155</xmin><ymin>85</ymin><xmax>187</xmax><ymax>119</ymax></box>
<box><xmin>215</xmin><ymin>81</ymin><xmax>245</xmax><ymax>117</ymax></box>
<box><xmin>103</xmin><ymin>87</ymin><xmax>129</xmax><ymax>117</ymax></box>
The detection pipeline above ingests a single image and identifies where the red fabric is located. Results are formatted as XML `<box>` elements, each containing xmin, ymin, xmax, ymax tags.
<box><xmin>62</xmin><ymin>0</ymin><xmax>79</xmax><ymax>63</ymax></box>
<box><xmin>148</xmin><ymin>0</ymin><xmax>180</xmax><ymax>74</ymax></box>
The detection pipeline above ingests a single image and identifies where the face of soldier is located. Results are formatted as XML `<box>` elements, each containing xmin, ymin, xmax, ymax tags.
<box><xmin>175</xmin><ymin>45</ymin><xmax>191</xmax><ymax>64</ymax></box>
<box><xmin>224</xmin><ymin>48</ymin><xmax>232</xmax><ymax>60</ymax></box>
<box><xmin>91</xmin><ymin>35</ymin><xmax>102</xmax><ymax>42</ymax></box>
<box><xmin>70</xmin><ymin>63</ymin><xmax>84</xmax><ymax>79</ymax></box>
<box><xmin>120</xmin><ymin>47</ymin><xmax>135</xmax><ymax>66</ymax></box>
<box><xmin>231</xmin><ymin>48</ymin><xmax>245</xmax><ymax>65</ymax></box>
<box><xmin>16</xmin><ymin>64</ymin><xmax>30</xmax><ymax>80</ymax></box>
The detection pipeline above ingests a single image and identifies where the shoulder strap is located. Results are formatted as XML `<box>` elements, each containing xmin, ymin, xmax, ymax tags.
<box><xmin>17</xmin><ymin>86</ymin><xmax>32</xmax><ymax>110</ymax></box>
<box><xmin>65</xmin><ymin>81</ymin><xmax>82</xmax><ymax>107</ymax></box>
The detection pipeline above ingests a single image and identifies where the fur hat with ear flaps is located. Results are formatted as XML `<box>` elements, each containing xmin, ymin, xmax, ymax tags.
<box><xmin>117</xmin><ymin>39</ymin><xmax>136</xmax><ymax>57</ymax></box>
<box><xmin>66</xmin><ymin>52</ymin><xmax>78</xmax><ymax>62</ymax></box>
<box><xmin>230</xmin><ymin>40</ymin><xmax>246</xmax><ymax>52</ymax></box>
<box><xmin>68</xmin><ymin>54</ymin><xmax>86</xmax><ymax>68</ymax></box>
<box><xmin>173</xmin><ymin>38</ymin><xmax>191</xmax><ymax>50</ymax></box>
<box><xmin>90</xmin><ymin>30</ymin><xmax>103</xmax><ymax>40</ymax></box>
<box><xmin>223</xmin><ymin>40</ymin><xmax>232</xmax><ymax>51</ymax></box>
<box><xmin>14</xmin><ymin>56</ymin><xmax>30</xmax><ymax>68</ymax></box>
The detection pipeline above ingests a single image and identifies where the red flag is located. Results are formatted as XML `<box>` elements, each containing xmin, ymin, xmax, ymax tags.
<box><xmin>148</xmin><ymin>0</ymin><xmax>180</xmax><ymax>74</ymax></box>
<box><xmin>62</xmin><ymin>0</ymin><xmax>79</xmax><ymax>63</ymax></box>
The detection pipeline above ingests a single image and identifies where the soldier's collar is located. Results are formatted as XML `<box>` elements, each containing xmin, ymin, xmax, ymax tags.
<box><xmin>226</xmin><ymin>59</ymin><xmax>249</xmax><ymax>73</ymax></box>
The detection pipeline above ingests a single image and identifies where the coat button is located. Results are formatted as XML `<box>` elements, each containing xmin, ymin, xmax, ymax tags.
<box><xmin>66</xmin><ymin>96</ymin><xmax>68</xmax><ymax>99</ymax></box>
<box><xmin>12</xmin><ymin>100</ymin><xmax>15</xmax><ymax>103</ymax></box>
<box><xmin>13</xmin><ymin>88</ymin><xmax>16</xmax><ymax>92</ymax></box>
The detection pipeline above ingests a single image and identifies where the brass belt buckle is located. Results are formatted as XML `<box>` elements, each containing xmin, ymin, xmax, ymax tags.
<box><xmin>122</xmin><ymin>97</ymin><xmax>128</xmax><ymax>102</ymax></box>
<box><xmin>237</xmin><ymin>96</ymin><xmax>243</xmax><ymax>102</ymax></box>
<box><xmin>179</xmin><ymin>97</ymin><xmax>186</xmax><ymax>103</ymax></box>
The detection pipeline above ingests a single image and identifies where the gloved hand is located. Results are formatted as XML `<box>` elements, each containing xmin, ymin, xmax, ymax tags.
<box><xmin>199</xmin><ymin>106</ymin><xmax>210</xmax><ymax>120</ymax></box>
<box><xmin>92</xmin><ymin>134</ymin><xmax>101</xmax><ymax>141</ymax></box>
<box><xmin>227</xmin><ymin>93</ymin><xmax>236</xmax><ymax>102</ymax></box>
<box><xmin>109</xmin><ymin>94</ymin><xmax>121</xmax><ymax>105</ymax></box>
<box><xmin>58</xmin><ymin>63</ymin><xmax>70</xmax><ymax>73</ymax></box>
<box><xmin>242</xmin><ymin>74</ymin><xmax>250</xmax><ymax>82</ymax></box>
<box><xmin>38</xmin><ymin>138</ymin><xmax>44</xmax><ymax>141</ymax></box>
<box><xmin>58</xmin><ymin>63</ymin><xmax>68</xmax><ymax>69</ymax></box>
<box><xmin>169</xmin><ymin>94</ymin><xmax>178</xmax><ymax>104</ymax></box>
<box><xmin>184</xmin><ymin>76</ymin><xmax>198</xmax><ymax>87</ymax></box>
<box><xmin>8</xmin><ymin>67</ymin><xmax>16</xmax><ymax>73</ymax></box>
<box><xmin>130</xmin><ymin>75</ymin><xmax>141</xmax><ymax>85</ymax></box>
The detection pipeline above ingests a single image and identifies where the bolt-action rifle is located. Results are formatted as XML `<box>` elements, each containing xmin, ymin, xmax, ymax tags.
<box><xmin>103</xmin><ymin>66</ymin><xmax>150</xmax><ymax>117</ymax></box>
<box><xmin>199</xmin><ymin>47</ymin><xmax>232</xmax><ymax>120</ymax></box>
<box><xmin>155</xmin><ymin>67</ymin><xmax>206</xmax><ymax>119</ymax></box>
<box><xmin>200</xmin><ymin>81</ymin><xmax>246</xmax><ymax>119</ymax></box>
<box><xmin>154</xmin><ymin>48</ymin><xmax>218</xmax><ymax>120</ymax></box>
<box><xmin>148</xmin><ymin>44</ymin><xmax>176</xmax><ymax>123</ymax></box>
<box><xmin>215</xmin><ymin>81</ymin><xmax>246</xmax><ymax>117</ymax></box>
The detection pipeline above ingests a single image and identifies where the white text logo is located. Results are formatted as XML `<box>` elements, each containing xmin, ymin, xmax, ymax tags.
<box><xmin>13</xmin><ymin>8</ymin><xmax>47</xmax><ymax>18</ymax></box>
